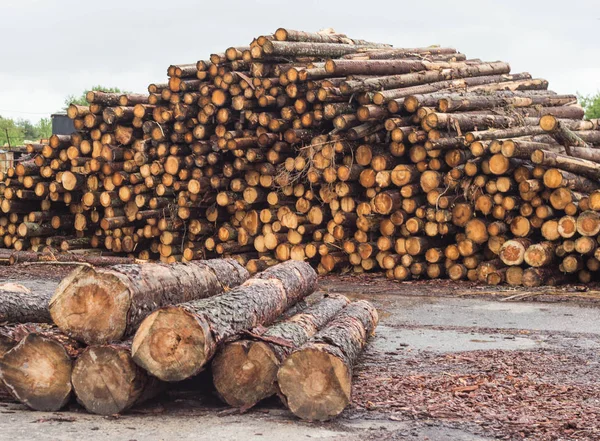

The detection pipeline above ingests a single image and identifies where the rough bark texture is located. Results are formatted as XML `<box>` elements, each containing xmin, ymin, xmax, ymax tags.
<box><xmin>212</xmin><ymin>294</ymin><xmax>350</xmax><ymax>409</ymax></box>
<box><xmin>0</xmin><ymin>284</ymin><xmax>52</xmax><ymax>323</ymax></box>
<box><xmin>277</xmin><ymin>300</ymin><xmax>379</xmax><ymax>421</ymax></box>
<box><xmin>71</xmin><ymin>343</ymin><xmax>164</xmax><ymax>415</ymax></box>
<box><xmin>0</xmin><ymin>330</ymin><xmax>82</xmax><ymax>411</ymax></box>
<box><xmin>531</xmin><ymin>150</ymin><xmax>600</xmax><ymax>180</ymax></box>
<box><xmin>131</xmin><ymin>261</ymin><xmax>318</xmax><ymax>382</ymax></box>
<box><xmin>49</xmin><ymin>259</ymin><xmax>249</xmax><ymax>345</ymax></box>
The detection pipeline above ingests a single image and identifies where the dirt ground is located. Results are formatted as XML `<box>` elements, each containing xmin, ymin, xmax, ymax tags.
<box><xmin>1</xmin><ymin>264</ymin><xmax>599</xmax><ymax>441</ymax></box>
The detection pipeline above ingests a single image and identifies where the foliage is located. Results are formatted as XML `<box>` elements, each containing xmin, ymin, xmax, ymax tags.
<box><xmin>0</xmin><ymin>116</ymin><xmax>53</xmax><ymax>147</ymax></box>
<box><xmin>64</xmin><ymin>85</ymin><xmax>127</xmax><ymax>108</ymax></box>
<box><xmin>578</xmin><ymin>92</ymin><xmax>600</xmax><ymax>120</ymax></box>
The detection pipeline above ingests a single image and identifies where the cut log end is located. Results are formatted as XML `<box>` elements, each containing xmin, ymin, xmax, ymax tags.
<box><xmin>212</xmin><ymin>340</ymin><xmax>279</xmax><ymax>408</ymax></box>
<box><xmin>49</xmin><ymin>267</ymin><xmax>130</xmax><ymax>344</ymax></box>
<box><xmin>277</xmin><ymin>346</ymin><xmax>350</xmax><ymax>422</ymax></box>
<box><xmin>72</xmin><ymin>345</ymin><xmax>148</xmax><ymax>415</ymax></box>
<box><xmin>131</xmin><ymin>306</ymin><xmax>210</xmax><ymax>382</ymax></box>
<box><xmin>0</xmin><ymin>334</ymin><xmax>72</xmax><ymax>411</ymax></box>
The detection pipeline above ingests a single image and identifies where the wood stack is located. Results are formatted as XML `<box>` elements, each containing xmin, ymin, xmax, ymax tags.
<box><xmin>0</xmin><ymin>260</ymin><xmax>377</xmax><ymax>420</ymax></box>
<box><xmin>1</xmin><ymin>28</ymin><xmax>599</xmax><ymax>286</ymax></box>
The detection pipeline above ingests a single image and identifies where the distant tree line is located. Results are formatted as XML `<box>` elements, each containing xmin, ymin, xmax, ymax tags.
<box><xmin>0</xmin><ymin>116</ymin><xmax>52</xmax><ymax>147</ymax></box>
<box><xmin>1</xmin><ymin>86</ymin><xmax>128</xmax><ymax>147</ymax></box>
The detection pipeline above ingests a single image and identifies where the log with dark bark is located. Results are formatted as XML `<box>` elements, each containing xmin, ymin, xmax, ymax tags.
<box><xmin>277</xmin><ymin>300</ymin><xmax>378</xmax><ymax>421</ymax></box>
<box><xmin>0</xmin><ymin>283</ymin><xmax>52</xmax><ymax>323</ymax></box>
<box><xmin>212</xmin><ymin>294</ymin><xmax>350</xmax><ymax>409</ymax></box>
<box><xmin>71</xmin><ymin>343</ymin><xmax>164</xmax><ymax>415</ymax></box>
<box><xmin>131</xmin><ymin>261</ymin><xmax>317</xmax><ymax>382</ymax></box>
<box><xmin>49</xmin><ymin>259</ymin><xmax>248</xmax><ymax>344</ymax></box>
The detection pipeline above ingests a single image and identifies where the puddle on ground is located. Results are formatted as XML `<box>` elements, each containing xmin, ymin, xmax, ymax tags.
<box><xmin>372</xmin><ymin>325</ymin><xmax>541</xmax><ymax>354</ymax></box>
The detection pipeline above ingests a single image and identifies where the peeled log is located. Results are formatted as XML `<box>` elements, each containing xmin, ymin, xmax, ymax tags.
<box><xmin>277</xmin><ymin>300</ymin><xmax>378</xmax><ymax>421</ymax></box>
<box><xmin>49</xmin><ymin>259</ymin><xmax>248</xmax><ymax>345</ymax></box>
<box><xmin>0</xmin><ymin>331</ymin><xmax>82</xmax><ymax>411</ymax></box>
<box><xmin>0</xmin><ymin>284</ymin><xmax>52</xmax><ymax>323</ymax></box>
<box><xmin>131</xmin><ymin>261</ymin><xmax>317</xmax><ymax>382</ymax></box>
<box><xmin>212</xmin><ymin>294</ymin><xmax>350</xmax><ymax>409</ymax></box>
<box><xmin>72</xmin><ymin>344</ymin><xmax>164</xmax><ymax>415</ymax></box>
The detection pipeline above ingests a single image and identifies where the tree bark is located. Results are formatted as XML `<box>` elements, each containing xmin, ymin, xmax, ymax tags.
<box><xmin>212</xmin><ymin>294</ymin><xmax>350</xmax><ymax>409</ymax></box>
<box><xmin>259</xmin><ymin>41</ymin><xmax>387</xmax><ymax>58</ymax></box>
<box><xmin>131</xmin><ymin>261</ymin><xmax>317</xmax><ymax>382</ymax></box>
<box><xmin>273</xmin><ymin>29</ymin><xmax>390</xmax><ymax>47</ymax></box>
<box><xmin>0</xmin><ymin>284</ymin><xmax>52</xmax><ymax>323</ymax></box>
<box><xmin>49</xmin><ymin>259</ymin><xmax>248</xmax><ymax>345</ymax></box>
<box><xmin>277</xmin><ymin>300</ymin><xmax>378</xmax><ymax>421</ymax></box>
<box><xmin>531</xmin><ymin>150</ymin><xmax>600</xmax><ymax>180</ymax></box>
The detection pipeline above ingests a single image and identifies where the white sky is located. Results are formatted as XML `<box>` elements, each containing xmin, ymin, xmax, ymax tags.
<box><xmin>1</xmin><ymin>0</ymin><xmax>599</xmax><ymax>123</ymax></box>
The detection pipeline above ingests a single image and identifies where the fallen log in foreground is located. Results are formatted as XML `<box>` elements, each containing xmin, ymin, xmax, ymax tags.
<box><xmin>50</xmin><ymin>258</ymin><xmax>249</xmax><ymax>344</ymax></box>
<box><xmin>0</xmin><ymin>330</ymin><xmax>82</xmax><ymax>411</ymax></box>
<box><xmin>277</xmin><ymin>300</ymin><xmax>378</xmax><ymax>421</ymax></box>
<box><xmin>212</xmin><ymin>293</ymin><xmax>350</xmax><ymax>409</ymax></box>
<box><xmin>131</xmin><ymin>260</ymin><xmax>317</xmax><ymax>382</ymax></box>
<box><xmin>71</xmin><ymin>343</ymin><xmax>164</xmax><ymax>415</ymax></box>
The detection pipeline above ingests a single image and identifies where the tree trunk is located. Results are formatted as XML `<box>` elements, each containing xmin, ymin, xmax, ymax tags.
<box><xmin>0</xmin><ymin>284</ymin><xmax>52</xmax><ymax>323</ymax></box>
<box><xmin>131</xmin><ymin>261</ymin><xmax>317</xmax><ymax>382</ymax></box>
<box><xmin>49</xmin><ymin>259</ymin><xmax>249</xmax><ymax>345</ymax></box>
<box><xmin>71</xmin><ymin>343</ymin><xmax>164</xmax><ymax>415</ymax></box>
<box><xmin>542</xmin><ymin>168</ymin><xmax>600</xmax><ymax>193</ymax></box>
<box><xmin>273</xmin><ymin>29</ymin><xmax>390</xmax><ymax>47</ymax></box>
<box><xmin>212</xmin><ymin>294</ymin><xmax>350</xmax><ymax>409</ymax></box>
<box><xmin>531</xmin><ymin>150</ymin><xmax>600</xmax><ymax>180</ymax></box>
<box><xmin>0</xmin><ymin>330</ymin><xmax>82</xmax><ymax>411</ymax></box>
<box><xmin>277</xmin><ymin>300</ymin><xmax>378</xmax><ymax>421</ymax></box>
<box><xmin>339</xmin><ymin>64</ymin><xmax>514</xmax><ymax>95</ymax></box>
<box><xmin>259</xmin><ymin>41</ymin><xmax>387</xmax><ymax>58</ymax></box>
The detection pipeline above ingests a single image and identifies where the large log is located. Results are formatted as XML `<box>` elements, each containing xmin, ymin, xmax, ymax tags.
<box><xmin>49</xmin><ymin>259</ymin><xmax>248</xmax><ymax>345</ymax></box>
<box><xmin>0</xmin><ymin>283</ymin><xmax>52</xmax><ymax>323</ymax></box>
<box><xmin>71</xmin><ymin>343</ymin><xmax>164</xmax><ymax>415</ymax></box>
<box><xmin>212</xmin><ymin>294</ymin><xmax>350</xmax><ymax>409</ymax></box>
<box><xmin>0</xmin><ymin>330</ymin><xmax>82</xmax><ymax>411</ymax></box>
<box><xmin>277</xmin><ymin>300</ymin><xmax>378</xmax><ymax>421</ymax></box>
<box><xmin>340</xmin><ymin>69</ymin><xmax>523</xmax><ymax>95</ymax></box>
<box><xmin>131</xmin><ymin>261</ymin><xmax>318</xmax><ymax>382</ymax></box>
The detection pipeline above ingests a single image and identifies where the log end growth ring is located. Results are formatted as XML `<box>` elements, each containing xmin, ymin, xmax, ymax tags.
<box><xmin>49</xmin><ymin>267</ymin><xmax>130</xmax><ymax>344</ymax></box>
<box><xmin>72</xmin><ymin>346</ymin><xmax>141</xmax><ymax>415</ymax></box>
<box><xmin>212</xmin><ymin>340</ymin><xmax>279</xmax><ymax>408</ymax></box>
<box><xmin>0</xmin><ymin>334</ymin><xmax>72</xmax><ymax>411</ymax></box>
<box><xmin>277</xmin><ymin>347</ymin><xmax>350</xmax><ymax>421</ymax></box>
<box><xmin>131</xmin><ymin>307</ymin><xmax>211</xmax><ymax>382</ymax></box>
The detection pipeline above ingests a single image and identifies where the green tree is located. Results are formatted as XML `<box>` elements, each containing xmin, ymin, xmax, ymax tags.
<box><xmin>15</xmin><ymin>118</ymin><xmax>38</xmax><ymax>140</ymax></box>
<box><xmin>578</xmin><ymin>92</ymin><xmax>600</xmax><ymax>120</ymax></box>
<box><xmin>0</xmin><ymin>116</ymin><xmax>25</xmax><ymax>147</ymax></box>
<box><xmin>64</xmin><ymin>85</ymin><xmax>127</xmax><ymax>108</ymax></box>
<box><xmin>36</xmin><ymin>117</ymin><xmax>52</xmax><ymax>140</ymax></box>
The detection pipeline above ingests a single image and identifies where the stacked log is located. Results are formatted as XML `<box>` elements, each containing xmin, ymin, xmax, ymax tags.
<box><xmin>212</xmin><ymin>293</ymin><xmax>350</xmax><ymax>409</ymax></box>
<box><xmin>1</xmin><ymin>28</ymin><xmax>599</xmax><ymax>285</ymax></box>
<box><xmin>1</xmin><ymin>259</ymin><xmax>378</xmax><ymax>420</ymax></box>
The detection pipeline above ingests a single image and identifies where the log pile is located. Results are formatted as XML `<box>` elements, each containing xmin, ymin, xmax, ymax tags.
<box><xmin>1</xmin><ymin>28</ymin><xmax>599</xmax><ymax>285</ymax></box>
<box><xmin>0</xmin><ymin>259</ymin><xmax>377</xmax><ymax>420</ymax></box>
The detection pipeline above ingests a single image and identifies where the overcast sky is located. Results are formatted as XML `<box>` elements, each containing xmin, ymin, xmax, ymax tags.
<box><xmin>1</xmin><ymin>0</ymin><xmax>599</xmax><ymax>122</ymax></box>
